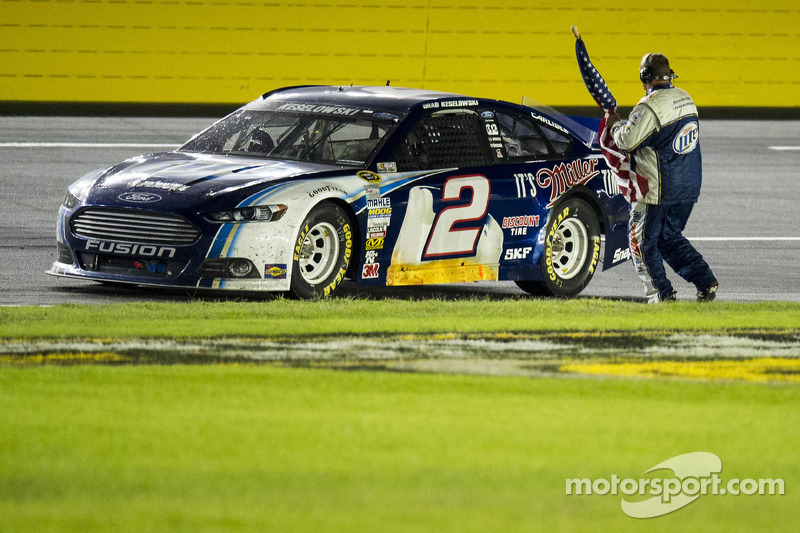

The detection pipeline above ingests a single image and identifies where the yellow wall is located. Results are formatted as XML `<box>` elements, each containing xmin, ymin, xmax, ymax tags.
<box><xmin>1</xmin><ymin>0</ymin><xmax>798</xmax><ymax>108</ymax></box>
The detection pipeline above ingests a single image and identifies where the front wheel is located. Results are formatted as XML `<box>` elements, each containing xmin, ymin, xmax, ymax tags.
<box><xmin>515</xmin><ymin>197</ymin><xmax>601</xmax><ymax>297</ymax></box>
<box><xmin>290</xmin><ymin>203</ymin><xmax>354</xmax><ymax>299</ymax></box>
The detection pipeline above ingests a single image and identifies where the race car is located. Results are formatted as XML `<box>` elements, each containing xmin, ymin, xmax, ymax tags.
<box><xmin>49</xmin><ymin>85</ymin><xmax>631</xmax><ymax>298</ymax></box>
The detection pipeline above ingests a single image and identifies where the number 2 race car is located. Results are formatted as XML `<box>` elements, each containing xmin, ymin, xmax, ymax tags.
<box><xmin>50</xmin><ymin>85</ymin><xmax>631</xmax><ymax>299</ymax></box>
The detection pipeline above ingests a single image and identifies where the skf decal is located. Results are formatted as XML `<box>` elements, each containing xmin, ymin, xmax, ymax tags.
<box><xmin>358</xmin><ymin>170</ymin><xmax>381</xmax><ymax>184</ymax></box>
<box><xmin>265</xmin><ymin>264</ymin><xmax>287</xmax><ymax>279</ymax></box>
<box><xmin>85</xmin><ymin>239</ymin><xmax>176</xmax><ymax>258</ymax></box>
<box><xmin>537</xmin><ymin>159</ymin><xmax>600</xmax><ymax>207</ymax></box>
<box><xmin>504</xmin><ymin>247</ymin><xmax>532</xmax><ymax>260</ymax></box>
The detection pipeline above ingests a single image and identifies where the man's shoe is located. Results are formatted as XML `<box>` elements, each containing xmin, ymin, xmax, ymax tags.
<box><xmin>660</xmin><ymin>290</ymin><xmax>677</xmax><ymax>302</ymax></box>
<box><xmin>697</xmin><ymin>281</ymin><xmax>718</xmax><ymax>303</ymax></box>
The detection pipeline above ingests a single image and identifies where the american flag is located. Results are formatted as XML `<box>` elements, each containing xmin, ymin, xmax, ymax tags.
<box><xmin>574</xmin><ymin>30</ymin><xmax>649</xmax><ymax>202</ymax></box>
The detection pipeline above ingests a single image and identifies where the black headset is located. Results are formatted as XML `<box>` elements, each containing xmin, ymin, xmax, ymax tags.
<box><xmin>639</xmin><ymin>54</ymin><xmax>678</xmax><ymax>83</ymax></box>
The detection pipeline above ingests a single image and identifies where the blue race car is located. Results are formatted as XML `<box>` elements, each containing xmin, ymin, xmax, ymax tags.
<box><xmin>50</xmin><ymin>85</ymin><xmax>631</xmax><ymax>298</ymax></box>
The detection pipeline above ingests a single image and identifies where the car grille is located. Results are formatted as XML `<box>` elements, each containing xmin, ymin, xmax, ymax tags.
<box><xmin>71</xmin><ymin>208</ymin><xmax>200</xmax><ymax>245</ymax></box>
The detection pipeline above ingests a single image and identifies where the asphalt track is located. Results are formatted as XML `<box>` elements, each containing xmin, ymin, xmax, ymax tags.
<box><xmin>1</xmin><ymin>116</ymin><xmax>798</xmax><ymax>306</ymax></box>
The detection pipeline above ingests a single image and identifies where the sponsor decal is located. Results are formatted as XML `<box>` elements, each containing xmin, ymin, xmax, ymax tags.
<box><xmin>481</xmin><ymin>110</ymin><xmax>495</xmax><ymax>119</ymax></box>
<box><xmin>613</xmin><ymin>247</ymin><xmax>631</xmax><ymax>263</ymax></box>
<box><xmin>357</xmin><ymin>170</ymin><xmax>381</xmax><ymax>184</ymax></box>
<box><xmin>514</xmin><ymin>173</ymin><xmax>537</xmax><ymax>198</ymax></box>
<box><xmin>485</xmin><ymin>123</ymin><xmax>499</xmax><ymax>136</ymax></box>
<box><xmin>117</xmin><ymin>191</ymin><xmax>162</xmax><ymax>203</ymax></box>
<box><xmin>362</xmin><ymin>262</ymin><xmax>380</xmax><ymax>279</ymax></box>
<box><xmin>537</xmin><ymin>159</ymin><xmax>600</xmax><ymax>207</ymax></box>
<box><xmin>276</xmin><ymin>103</ymin><xmax>361</xmax><ymax>116</ymax></box>
<box><xmin>504</xmin><ymin>247</ymin><xmax>532</xmax><ymax>261</ymax></box>
<box><xmin>365</xmin><ymin>237</ymin><xmax>384</xmax><ymax>251</ymax></box>
<box><xmin>308</xmin><ymin>185</ymin><xmax>346</xmax><ymax>198</ymax></box>
<box><xmin>367</xmin><ymin>229</ymin><xmax>386</xmax><ymax>239</ymax></box>
<box><xmin>364</xmin><ymin>249</ymin><xmax>379</xmax><ymax>264</ymax></box>
<box><xmin>128</xmin><ymin>179</ymin><xmax>188</xmax><ymax>192</ymax></box>
<box><xmin>377</xmin><ymin>162</ymin><xmax>397</xmax><ymax>173</ymax></box>
<box><xmin>265</xmin><ymin>264</ymin><xmax>287</xmax><ymax>279</ymax></box>
<box><xmin>368</xmin><ymin>207</ymin><xmax>392</xmax><ymax>216</ymax></box>
<box><xmin>502</xmin><ymin>215</ymin><xmax>540</xmax><ymax>236</ymax></box>
<box><xmin>85</xmin><ymin>239</ymin><xmax>176</xmax><ymax>258</ymax></box>
<box><xmin>367</xmin><ymin>197</ymin><xmax>390</xmax><ymax>209</ymax></box>
<box><xmin>530</xmin><ymin>112</ymin><xmax>570</xmax><ymax>135</ymax></box>
<box><xmin>673</xmin><ymin>121</ymin><xmax>699</xmax><ymax>154</ymax></box>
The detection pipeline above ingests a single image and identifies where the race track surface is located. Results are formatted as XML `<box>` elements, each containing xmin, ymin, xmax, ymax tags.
<box><xmin>1</xmin><ymin>116</ymin><xmax>798</xmax><ymax>305</ymax></box>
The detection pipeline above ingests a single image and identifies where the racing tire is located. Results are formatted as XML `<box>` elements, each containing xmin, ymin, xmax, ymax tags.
<box><xmin>289</xmin><ymin>202</ymin><xmax>354</xmax><ymax>299</ymax></box>
<box><xmin>515</xmin><ymin>197</ymin><xmax>601</xmax><ymax>297</ymax></box>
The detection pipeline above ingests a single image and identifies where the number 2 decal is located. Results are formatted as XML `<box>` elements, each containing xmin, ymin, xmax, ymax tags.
<box><xmin>423</xmin><ymin>175</ymin><xmax>491</xmax><ymax>258</ymax></box>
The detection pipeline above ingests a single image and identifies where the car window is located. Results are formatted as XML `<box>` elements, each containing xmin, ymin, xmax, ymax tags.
<box><xmin>495</xmin><ymin>111</ymin><xmax>572</xmax><ymax>159</ymax></box>
<box><xmin>180</xmin><ymin>109</ymin><xmax>393</xmax><ymax>166</ymax></box>
<box><xmin>393</xmin><ymin>110</ymin><xmax>494</xmax><ymax>171</ymax></box>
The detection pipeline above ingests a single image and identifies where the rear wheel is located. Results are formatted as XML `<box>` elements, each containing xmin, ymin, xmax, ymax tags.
<box><xmin>290</xmin><ymin>203</ymin><xmax>354</xmax><ymax>299</ymax></box>
<box><xmin>515</xmin><ymin>197</ymin><xmax>601</xmax><ymax>297</ymax></box>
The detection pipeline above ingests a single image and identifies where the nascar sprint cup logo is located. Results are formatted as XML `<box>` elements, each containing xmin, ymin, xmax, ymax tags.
<box><xmin>673</xmin><ymin>122</ymin><xmax>699</xmax><ymax>154</ymax></box>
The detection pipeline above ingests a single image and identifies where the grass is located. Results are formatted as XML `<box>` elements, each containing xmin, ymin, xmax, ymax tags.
<box><xmin>2</xmin><ymin>298</ymin><xmax>798</xmax><ymax>531</ymax></box>
<box><xmin>2</xmin><ymin>298</ymin><xmax>799</xmax><ymax>338</ymax></box>
<box><xmin>1</xmin><ymin>365</ymin><xmax>798</xmax><ymax>532</ymax></box>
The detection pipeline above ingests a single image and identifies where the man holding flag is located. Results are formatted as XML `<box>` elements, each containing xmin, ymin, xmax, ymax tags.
<box><xmin>574</xmin><ymin>28</ymin><xmax>718</xmax><ymax>303</ymax></box>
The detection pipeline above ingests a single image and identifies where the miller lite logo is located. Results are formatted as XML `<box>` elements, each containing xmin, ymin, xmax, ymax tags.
<box><xmin>673</xmin><ymin>122</ymin><xmax>699</xmax><ymax>154</ymax></box>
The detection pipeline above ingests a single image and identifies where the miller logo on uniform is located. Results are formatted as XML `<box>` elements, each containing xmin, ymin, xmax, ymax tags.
<box><xmin>673</xmin><ymin>122</ymin><xmax>699</xmax><ymax>154</ymax></box>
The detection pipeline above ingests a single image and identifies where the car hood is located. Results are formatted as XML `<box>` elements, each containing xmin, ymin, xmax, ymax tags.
<box><xmin>89</xmin><ymin>151</ymin><xmax>348</xmax><ymax>199</ymax></box>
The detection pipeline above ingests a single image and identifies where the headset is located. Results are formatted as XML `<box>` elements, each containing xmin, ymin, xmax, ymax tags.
<box><xmin>639</xmin><ymin>53</ymin><xmax>679</xmax><ymax>84</ymax></box>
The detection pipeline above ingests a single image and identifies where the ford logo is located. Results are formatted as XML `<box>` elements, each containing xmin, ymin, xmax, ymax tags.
<box><xmin>118</xmin><ymin>192</ymin><xmax>162</xmax><ymax>203</ymax></box>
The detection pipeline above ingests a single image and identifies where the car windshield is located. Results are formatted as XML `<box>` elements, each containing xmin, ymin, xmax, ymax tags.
<box><xmin>179</xmin><ymin>106</ymin><xmax>396</xmax><ymax>166</ymax></box>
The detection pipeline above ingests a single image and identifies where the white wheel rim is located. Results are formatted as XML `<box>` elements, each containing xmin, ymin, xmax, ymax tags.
<box><xmin>550</xmin><ymin>217</ymin><xmax>588</xmax><ymax>280</ymax></box>
<box><xmin>297</xmin><ymin>222</ymin><xmax>340</xmax><ymax>284</ymax></box>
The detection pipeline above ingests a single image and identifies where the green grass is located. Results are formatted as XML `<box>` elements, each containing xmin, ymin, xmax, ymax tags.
<box><xmin>1</xmin><ymin>366</ymin><xmax>798</xmax><ymax>532</ymax></box>
<box><xmin>2</xmin><ymin>298</ymin><xmax>799</xmax><ymax>338</ymax></box>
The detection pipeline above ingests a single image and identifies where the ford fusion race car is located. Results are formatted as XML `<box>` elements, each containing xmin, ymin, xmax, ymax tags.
<box><xmin>49</xmin><ymin>85</ymin><xmax>631</xmax><ymax>298</ymax></box>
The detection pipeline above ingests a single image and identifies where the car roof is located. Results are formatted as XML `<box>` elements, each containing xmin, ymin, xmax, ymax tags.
<box><xmin>252</xmin><ymin>85</ymin><xmax>479</xmax><ymax>113</ymax></box>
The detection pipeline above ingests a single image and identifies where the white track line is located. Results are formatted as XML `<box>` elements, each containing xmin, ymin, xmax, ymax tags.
<box><xmin>690</xmin><ymin>237</ymin><xmax>800</xmax><ymax>241</ymax></box>
<box><xmin>768</xmin><ymin>146</ymin><xmax>800</xmax><ymax>151</ymax></box>
<box><xmin>0</xmin><ymin>142</ymin><xmax>178</xmax><ymax>148</ymax></box>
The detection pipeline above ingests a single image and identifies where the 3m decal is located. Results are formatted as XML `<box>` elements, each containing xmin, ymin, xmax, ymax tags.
<box><xmin>423</xmin><ymin>175</ymin><xmax>490</xmax><ymax>258</ymax></box>
<box><xmin>362</xmin><ymin>263</ymin><xmax>380</xmax><ymax>279</ymax></box>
